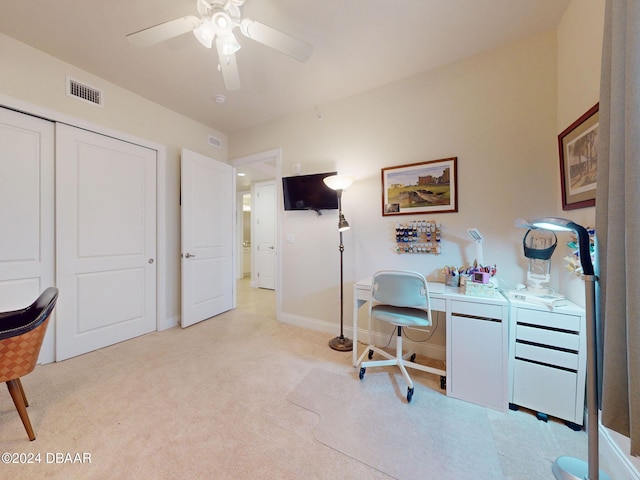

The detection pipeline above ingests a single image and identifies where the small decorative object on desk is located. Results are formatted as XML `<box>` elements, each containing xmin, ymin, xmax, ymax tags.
<box><xmin>564</xmin><ymin>227</ymin><xmax>595</xmax><ymax>276</ymax></box>
<box><xmin>451</xmin><ymin>263</ymin><xmax>500</xmax><ymax>297</ymax></box>
<box><xmin>443</xmin><ymin>265</ymin><xmax>459</xmax><ymax>286</ymax></box>
<box><xmin>394</xmin><ymin>220</ymin><xmax>442</xmax><ymax>254</ymax></box>
<box><xmin>463</xmin><ymin>282</ymin><xmax>500</xmax><ymax>297</ymax></box>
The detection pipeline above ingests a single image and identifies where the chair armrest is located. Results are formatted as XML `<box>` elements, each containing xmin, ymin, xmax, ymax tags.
<box><xmin>0</xmin><ymin>307</ymin><xmax>29</xmax><ymax>332</ymax></box>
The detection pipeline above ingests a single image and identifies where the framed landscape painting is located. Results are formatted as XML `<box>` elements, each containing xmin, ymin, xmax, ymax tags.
<box><xmin>381</xmin><ymin>157</ymin><xmax>458</xmax><ymax>216</ymax></box>
<box><xmin>558</xmin><ymin>103</ymin><xmax>598</xmax><ymax>210</ymax></box>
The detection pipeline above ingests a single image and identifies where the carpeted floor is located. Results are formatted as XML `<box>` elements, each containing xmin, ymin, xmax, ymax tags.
<box><xmin>0</xmin><ymin>279</ymin><xmax>607</xmax><ymax>479</ymax></box>
<box><xmin>285</xmin><ymin>366</ymin><xmax>610</xmax><ymax>480</ymax></box>
<box><xmin>287</xmin><ymin>368</ymin><xmax>504</xmax><ymax>479</ymax></box>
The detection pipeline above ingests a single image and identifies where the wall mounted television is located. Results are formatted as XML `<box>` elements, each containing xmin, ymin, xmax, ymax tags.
<box><xmin>282</xmin><ymin>172</ymin><xmax>338</xmax><ymax>213</ymax></box>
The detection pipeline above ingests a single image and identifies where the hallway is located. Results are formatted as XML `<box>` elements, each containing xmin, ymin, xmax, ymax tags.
<box><xmin>236</xmin><ymin>277</ymin><xmax>276</xmax><ymax>319</ymax></box>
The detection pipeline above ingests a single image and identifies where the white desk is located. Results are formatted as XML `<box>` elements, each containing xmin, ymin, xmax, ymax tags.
<box><xmin>353</xmin><ymin>278</ymin><xmax>510</xmax><ymax>411</ymax></box>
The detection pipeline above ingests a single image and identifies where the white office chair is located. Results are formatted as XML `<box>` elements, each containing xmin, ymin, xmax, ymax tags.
<box><xmin>357</xmin><ymin>270</ymin><xmax>445</xmax><ymax>402</ymax></box>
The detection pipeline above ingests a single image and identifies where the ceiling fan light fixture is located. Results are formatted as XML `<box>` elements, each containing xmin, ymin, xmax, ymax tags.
<box><xmin>221</xmin><ymin>33</ymin><xmax>241</xmax><ymax>56</ymax></box>
<box><xmin>193</xmin><ymin>20</ymin><xmax>215</xmax><ymax>48</ymax></box>
<box><xmin>212</xmin><ymin>11</ymin><xmax>232</xmax><ymax>32</ymax></box>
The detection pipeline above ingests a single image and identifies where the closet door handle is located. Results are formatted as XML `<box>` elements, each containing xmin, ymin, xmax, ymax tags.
<box><xmin>185</xmin><ymin>253</ymin><xmax>196</xmax><ymax>258</ymax></box>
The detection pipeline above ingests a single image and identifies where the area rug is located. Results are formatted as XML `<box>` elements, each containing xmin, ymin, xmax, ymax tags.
<box><xmin>287</xmin><ymin>368</ymin><xmax>505</xmax><ymax>480</ymax></box>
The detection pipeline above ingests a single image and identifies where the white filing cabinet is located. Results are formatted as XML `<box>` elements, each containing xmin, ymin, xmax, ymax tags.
<box><xmin>448</xmin><ymin>296</ymin><xmax>509</xmax><ymax>412</ymax></box>
<box><xmin>508</xmin><ymin>299</ymin><xmax>586</xmax><ymax>429</ymax></box>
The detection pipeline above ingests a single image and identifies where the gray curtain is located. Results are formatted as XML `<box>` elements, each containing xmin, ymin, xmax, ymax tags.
<box><xmin>596</xmin><ymin>0</ymin><xmax>640</xmax><ymax>457</ymax></box>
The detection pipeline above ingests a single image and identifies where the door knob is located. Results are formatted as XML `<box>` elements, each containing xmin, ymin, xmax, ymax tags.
<box><xmin>185</xmin><ymin>253</ymin><xmax>196</xmax><ymax>258</ymax></box>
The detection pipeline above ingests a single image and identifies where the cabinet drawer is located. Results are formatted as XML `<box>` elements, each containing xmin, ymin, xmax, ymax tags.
<box><xmin>516</xmin><ymin>308</ymin><xmax>580</xmax><ymax>331</ymax></box>
<box><xmin>430</xmin><ymin>297</ymin><xmax>446</xmax><ymax>312</ymax></box>
<box><xmin>516</xmin><ymin>324</ymin><xmax>579</xmax><ymax>350</ymax></box>
<box><xmin>451</xmin><ymin>300</ymin><xmax>502</xmax><ymax>320</ymax></box>
<box><xmin>512</xmin><ymin>359</ymin><xmax>580</xmax><ymax>424</ymax></box>
<box><xmin>515</xmin><ymin>343</ymin><xmax>579</xmax><ymax>370</ymax></box>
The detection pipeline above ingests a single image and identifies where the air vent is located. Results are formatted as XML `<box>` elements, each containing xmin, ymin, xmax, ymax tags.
<box><xmin>66</xmin><ymin>76</ymin><xmax>103</xmax><ymax>107</ymax></box>
<box><xmin>208</xmin><ymin>135</ymin><xmax>222</xmax><ymax>148</ymax></box>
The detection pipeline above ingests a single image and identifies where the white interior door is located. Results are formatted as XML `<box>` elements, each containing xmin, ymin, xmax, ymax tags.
<box><xmin>181</xmin><ymin>148</ymin><xmax>234</xmax><ymax>328</ymax></box>
<box><xmin>56</xmin><ymin>124</ymin><xmax>157</xmax><ymax>361</ymax></box>
<box><xmin>254</xmin><ymin>181</ymin><xmax>276</xmax><ymax>290</ymax></box>
<box><xmin>0</xmin><ymin>107</ymin><xmax>55</xmax><ymax>362</ymax></box>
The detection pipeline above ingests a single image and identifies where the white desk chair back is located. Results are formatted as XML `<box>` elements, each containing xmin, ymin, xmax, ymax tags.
<box><xmin>359</xmin><ymin>270</ymin><xmax>443</xmax><ymax>402</ymax></box>
<box><xmin>371</xmin><ymin>270</ymin><xmax>432</xmax><ymax>327</ymax></box>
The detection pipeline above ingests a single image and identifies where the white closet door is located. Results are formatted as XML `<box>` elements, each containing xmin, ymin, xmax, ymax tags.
<box><xmin>0</xmin><ymin>107</ymin><xmax>55</xmax><ymax>362</ymax></box>
<box><xmin>55</xmin><ymin>124</ymin><xmax>157</xmax><ymax>361</ymax></box>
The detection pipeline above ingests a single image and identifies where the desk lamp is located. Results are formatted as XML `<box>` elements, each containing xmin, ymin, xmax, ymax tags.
<box><xmin>516</xmin><ymin>217</ymin><xmax>610</xmax><ymax>480</ymax></box>
<box><xmin>323</xmin><ymin>175</ymin><xmax>354</xmax><ymax>352</ymax></box>
<box><xmin>467</xmin><ymin>228</ymin><xmax>484</xmax><ymax>265</ymax></box>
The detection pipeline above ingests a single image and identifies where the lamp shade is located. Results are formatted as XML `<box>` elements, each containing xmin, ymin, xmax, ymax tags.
<box><xmin>530</xmin><ymin>217</ymin><xmax>573</xmax><ymax>232</ymax></box>
<box><xmin>323</xmin><ymin>175</ymin><xmax>354</xmax><ymax>191</ymax></box>
<box><xmin>194</xmin><ymin>21</ymin><xmax>215</xmax><ymax>48</ymax></box>
<box><xmin>338</xmin><ymin>214</ymin><xmax>350</xmax><ymax>232</ymax></box>
<box><xmin>221</xmin><ymin>33</ymin><xmax>241</xmax><ymax>55</ymax></box>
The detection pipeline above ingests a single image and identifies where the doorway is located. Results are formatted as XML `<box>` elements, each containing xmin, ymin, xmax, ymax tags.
<box><xmin>238</xmin><ymin>192</ymin><xmax>252</xmax><ymax>279</ymax></box>
<box><xmin>232</xmin><ymin>149</ymin><xmax>281</xmax><ymax>319</ymax></box>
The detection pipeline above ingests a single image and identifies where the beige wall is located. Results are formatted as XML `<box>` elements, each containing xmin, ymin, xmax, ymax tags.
<box><xmin>556</xmin><ymin>0</ymin><xmax>604</xmax><ymax>303</ymax></box>
<box><xmin>229</xmin><ymin>1</ymin><xmax>609</xmax><ymax>335</ymax></box>
<box><xmin>230</xmin><ymin>31</ymin><xmax>561</xmax><ymax>334</ymax></box>
<box><xmin>0</xmin><ymin>2</ymin><xmax>607</xmax><ymax>340</ymax></box>
<box><xmin>0</xmin><ymin>3</ymin><xmax>605</xmax><ymax>328</ymax></box>
<box><xmin>0</xmin><ymin>32</ymin><xmax>228</xmax><ymax>323</ymax></box>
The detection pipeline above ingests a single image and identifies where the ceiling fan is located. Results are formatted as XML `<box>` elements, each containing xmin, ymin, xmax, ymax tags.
<box><xmin>126</xmin><ymin>0</ymin><xmax>313</xmax><ymax>91</ymax></box>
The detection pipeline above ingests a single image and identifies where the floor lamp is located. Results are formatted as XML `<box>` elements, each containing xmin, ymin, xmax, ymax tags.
<box><xmin>323</xmin><ymin>175</ymin><xmax>354</xmax><ymax>352</ymax></box>
<box><xmin>517</xmin><ymin>217</ymin><xmax>610</xmax><ymax>480</ymax></box>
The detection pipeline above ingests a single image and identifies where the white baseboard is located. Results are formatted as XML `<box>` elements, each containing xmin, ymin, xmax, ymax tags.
<box><xmin>157</xmin><ymin>314</ymin><xmax>179</xmax><ymax>331</ymax></box>
<box><xmin>600</xmin><ymin>424</ymin><xmax>640</xmax><ymax>480</ymax></box>
<box><xmin>279</xmin><ymin>312</ymin><xmax>336</xmax><ymax>335</ymax></box>
<box><xmin>278</xmin><ymin>313</ymin><xmax>446</xmax><ymax>362</ymax></box>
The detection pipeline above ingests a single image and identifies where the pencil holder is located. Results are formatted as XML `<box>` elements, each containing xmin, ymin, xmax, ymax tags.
<box><xmin>445</xmin><ymin>274</ymin><xmax>459</xmax><ymax>287</ymax></box>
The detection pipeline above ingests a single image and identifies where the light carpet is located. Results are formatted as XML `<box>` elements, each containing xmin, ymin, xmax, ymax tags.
<box><xmin>287</xmin><ymin>367</ymin><xmax>505</xmax><ymax>480</ymax></box>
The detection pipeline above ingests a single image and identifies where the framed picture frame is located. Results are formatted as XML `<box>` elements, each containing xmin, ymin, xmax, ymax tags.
<box><xmin>558</xmin><ymin>103</ymin><xmax>599</xmax><ymax>210</ymax></box>
<box><xmin>381</xmin><ymin>157</ymin><xmax>458</xmax><ymax>216</ymax></box>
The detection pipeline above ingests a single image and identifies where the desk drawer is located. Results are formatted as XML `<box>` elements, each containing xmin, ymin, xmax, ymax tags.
<box><xmin>515</xmin><ymin>343</ymin><xmax>579</xmax><ymax>370</ymax></box>
<box><xmin>512</xmin><ymin>359</ymin><xmax>579</xmax><ymax>422</ymax></box>
<box><xmin>516</xmin><ymin>325</ymin><xmax>579</xmax><ymax>350</ymax></box>
<box><xmin>451</xmin><ymin>300</ymin><xmax>502</xmax><ymax>320</ymax></box>
<box><xmin>516</xmin><ymin>308</ymin><xmax>580</xmax><ymax>331</ymax></box>
<box><xmin>430</xmin><ymin>297</ymin><xmax>446</xmax><ymax>312</ymax></box>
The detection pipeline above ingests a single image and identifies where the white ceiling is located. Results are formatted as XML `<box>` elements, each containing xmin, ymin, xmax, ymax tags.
<box><xmin>0</xmin><ymin>0</ymin><xmax>570</xmax><ymax>138</ymax></box>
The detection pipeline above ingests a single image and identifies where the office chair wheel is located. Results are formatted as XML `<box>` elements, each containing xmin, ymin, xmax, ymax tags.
<box><xmin>407</xmin><ymin>387</ymin><xmax>414</xmax><ymax>403</ymax></box>
<box><xmin>359</xmin><ymin>367</ymin><xmax>366</xmax><ymax>380</ymax></box>
<box><xmin>368</xmin><ymin>349</ymin><xmax>374</xmax><ymax>359</ymax></box>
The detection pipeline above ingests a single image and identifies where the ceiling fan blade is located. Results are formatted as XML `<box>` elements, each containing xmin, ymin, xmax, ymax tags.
<box><xmin>215</xmin><ymin>37</ymin><xmax>241</xmax><ymax>91</ymax></box>
<box><xmin>240</xmin><ymin>18</ymin><xmax>313</xmax><ymax>62</ymax></box>
<box><xmin>127</xmin><ymin>16</ymin><xmax>201</xmax><ymax>48</ymax></box>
